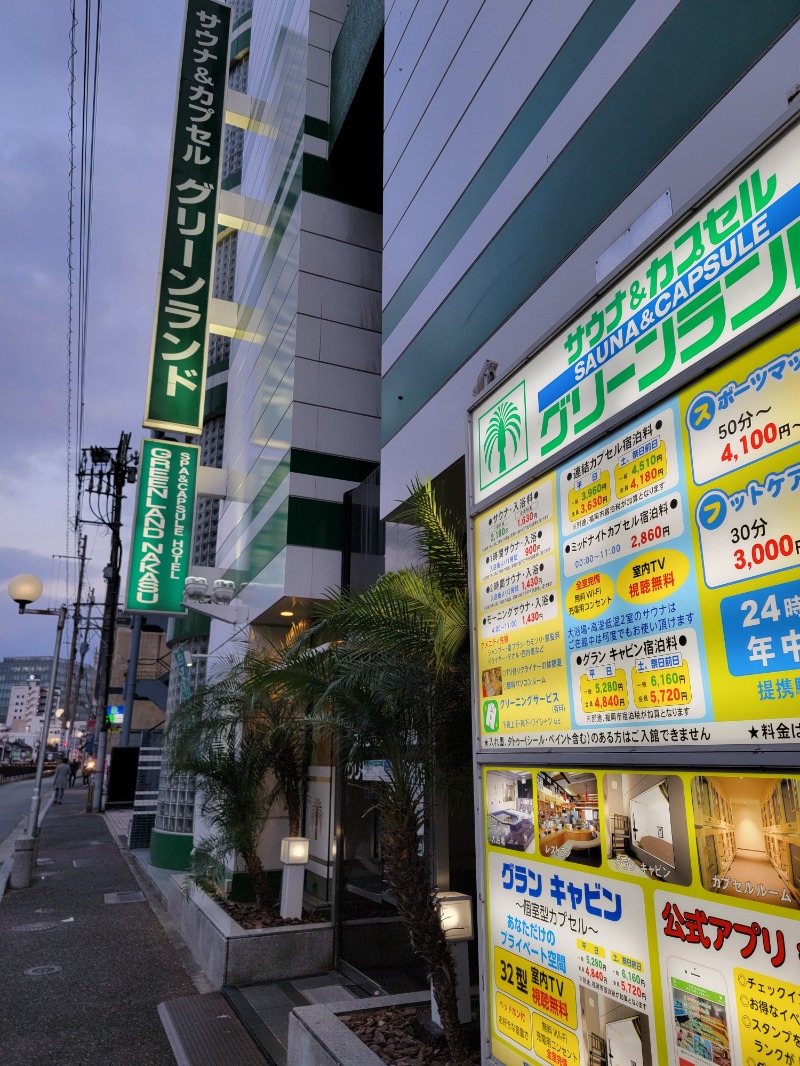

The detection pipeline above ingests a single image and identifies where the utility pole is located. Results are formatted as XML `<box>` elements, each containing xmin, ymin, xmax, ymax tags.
<box><xmin>66</xmin><ymin>586</ymin><xmax>94</xmax><ymax>757</ymax></box>
<box><xmin>60</xmin><ymin>534</ymin><xmax>88</xmax><ymax>755</ymax></box>
<box><xmin>78</xmin><ymin>433</ymin><xmax>138</xmax><ymax>812</ymax></box>
<box><xmin>121</xmin><ymin>613</ymin><xmax>142</xmax><ymax>747</ymax></box>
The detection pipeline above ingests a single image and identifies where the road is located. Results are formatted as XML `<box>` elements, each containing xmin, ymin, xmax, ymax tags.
<box><xmin>0</xmin><ymin>778</ymin><xmax>36</xmax><ymax>861</ymax></box>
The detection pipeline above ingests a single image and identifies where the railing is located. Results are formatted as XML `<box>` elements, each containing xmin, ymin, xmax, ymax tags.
<box><xmin>0</xmin><ymin>763</ymin><xmax>57</xmax><ymax>783</ymax></box>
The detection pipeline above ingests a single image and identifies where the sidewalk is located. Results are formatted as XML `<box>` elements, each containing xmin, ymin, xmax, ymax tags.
<box><xmin>0</xmin><ymin>784</ymin><xmax>208</xmax><ymax>1066</ymax></box>
<box><xmin>1</xmin><ymin>784</ymin><xmax>424</xmax><ymax>1066</ymax></box>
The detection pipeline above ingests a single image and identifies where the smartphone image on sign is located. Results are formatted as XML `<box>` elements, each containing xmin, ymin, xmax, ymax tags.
<box><xmin>667</xmin><ymin>958</ymin><xmax>733</xmax><ymax>1066</ymax></box>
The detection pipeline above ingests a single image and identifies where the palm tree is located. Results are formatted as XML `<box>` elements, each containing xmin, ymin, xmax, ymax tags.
<box><xmin>269</xmin><ymin>478</ymin><xmax>474</xmax><ymax>1064</ymax></box>
<box><xmin>166</xmin><ymin>656</ymin><xmax>275</xmax><ymax>901</ymax></box>
<box><xmin>483</xmin><ymin>399</ymin><xmax>521</xmax><ymax>474</ymax></box>
<box><xmin>167</xmin><ymin>642</ymin><xmax>310</xmax><ymax>905</ymax></box>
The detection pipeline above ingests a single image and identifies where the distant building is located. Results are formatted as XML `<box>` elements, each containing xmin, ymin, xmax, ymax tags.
<box><xmin>0</xmin><ymin>656</ymin><xmax>93</xmax><ymax>727</ymax></box>
<box><xmin>7</xmin><ymin>677</ymin><xmax>51</xmax><ymax>732</ymax></box>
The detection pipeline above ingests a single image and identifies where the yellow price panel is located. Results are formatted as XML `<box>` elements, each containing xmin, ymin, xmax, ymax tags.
<box><xmin>495</xmin><ymin>992</ymin><xmax>532</xmax><ymax>1050</ymax></box>
<box><xmin>493</xmin><ymin>946</ymin><xmax>578</xmax><ymax>1029</ymax></box>
<box><xmin>615</xmin><ymin>440</ymin><xmax>667</xmax><ymax>498</ymax></box>
<box><xmin>579</xmin><ymin>669</ymin><xmax>629</xmax><ymax>713</ymax></box>
<box><xmin>577</xmin><ymin>941</ymin><xmax>605</xmax><ymax>957</ymax></box>
<box><xmin>567</xmin><ymin>471</ymin><xmax>611</xmax><ymax>522</ymax></box>
<box><xmin>611</xmin><ymin>951</ymin><xmax>643</xmax><ymax>972</ymax></box>
<box><xmin>631</xmin><ymin>659</ymin><xmax>692</xmax><ymax>708</ymax></box>
<box><xmin>532</xmin><ymin>1014</ymin><xmax>580</xmax><ymax>1066</ymax></box>
<box><xmin>735</xmin><ymin>967</ymin><xmax>800</xmax><ymax>1065</ymax></box>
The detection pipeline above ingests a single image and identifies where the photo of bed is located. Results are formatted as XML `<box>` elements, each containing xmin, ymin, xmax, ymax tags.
<box><xmin>485</xmin><ymin>769</ymin><xmax>535</xmax><ymax>853</ymax></box>
<box><xmin>580</xmin><ymin>988</ymin><xmax>652</xmax><ymax>1066</ymax></box>
<box><xmin>603</xmin><ymin>773</ymin><xmax>692</xmax><ymax>885</ymax></box>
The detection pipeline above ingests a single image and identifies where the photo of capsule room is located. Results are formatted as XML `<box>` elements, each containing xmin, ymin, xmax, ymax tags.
<box><xmin>536</xmin><ymin>770</ymin><xmax>601</xmax><ymax>866</ymax></box>
<box><xmin>485</xmin><ymin>769</ymin><xmax>535</xmax><ymax>853</ymax></box>
<box><xmin>580</xmin><ymin>987</ymin><xmax>652</xmax><ymax>1066</ymax></box>
<box><xmin>692</xmin><ymin>775</ymin><xmax>800</xmax><ymax>910</ymax></box>
<box><xmin>603</xmin><ymin>773</ymin><xmax>692</xmax><ymax>884</ymax></box>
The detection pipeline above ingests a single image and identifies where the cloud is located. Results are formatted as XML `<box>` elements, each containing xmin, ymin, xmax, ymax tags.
<box><xmin>0</xmin><ymin>1</ymin><xmax>185</xmax><ymax>659</ymax></box>
<box><xmin>0</xmin><ymin>545</ymin><xmax>70</xmax><ymax>660</ymax></box>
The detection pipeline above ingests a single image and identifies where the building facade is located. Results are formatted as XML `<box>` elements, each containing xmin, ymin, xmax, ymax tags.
<box><xmin>0</xmin><ymin>656</ymin><xmax>91</xmax><ymax>726</ymax></box>
<box><xmin>152</xmin><ymin>0</ymin><xmax>382</xmax><ymax>888</ymax></box>
<box><xmin>383</xmin><ymin>5</ymin><xmax>800</xmax><ymax>1065</ymax></box>
<box><xmin>140</xmin><ymin>1</ymin><xmax>800</xmax><ymax>1052</ymax></box>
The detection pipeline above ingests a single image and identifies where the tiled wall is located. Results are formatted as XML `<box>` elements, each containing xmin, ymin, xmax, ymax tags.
<box><xmin>379</xmin><ymin>0</ymin><xmax>800</xmax><ymax>513</ymax></box>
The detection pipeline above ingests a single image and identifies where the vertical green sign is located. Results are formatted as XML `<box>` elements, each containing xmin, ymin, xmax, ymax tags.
<box><xmin>126</xmin><ymin>439</ymin><xmax>200</xmax><ymax>614</ymax></box>
<box><xmin>143</xmin><ymin>0</ymin><xmax>231</xmax><ymax>434</ymax></box>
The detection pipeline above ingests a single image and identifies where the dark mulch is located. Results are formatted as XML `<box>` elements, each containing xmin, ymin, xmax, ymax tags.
<box><xmin>340</xmin><ymin>1005</ymin><xmax>481</xmax><ymax>1065</ymax></box>
<box><xmin>198</xmin><ymin>879</ymin><xmax>329</xmax><ymax>929</ymax></box>
<box><xmin>219</xmin><ymin>898</ymin><xmax>321</xmax><ymax>929</ymax></box>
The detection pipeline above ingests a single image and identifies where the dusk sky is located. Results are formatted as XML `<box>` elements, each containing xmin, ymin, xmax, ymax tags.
<box><xmin>0</xmin><ymin>2</ymin><xmax>186</xmax><ymax>659</ymax></box>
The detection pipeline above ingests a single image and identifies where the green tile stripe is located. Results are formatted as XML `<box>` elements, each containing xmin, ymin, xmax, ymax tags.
<box><xmin>204</xmin><ymin>382</ymin><xmax>227</xmax><ymax>419</ymax></box>
<box><xmin>291</xmin><ymin>448</ymin><xmax>377</xmax><ymax>482</ymax></box>
<box><xmin>221</xmin><ymin>495</ymin><xmax>343</xmax><ymax>587</ymax></box>
<box><xmin>230</xmin><ymin>26</ymin><xmax>251</xmax><ymax>60</ymax></box>
<box><xmin>287</xmin><ymin>497</ymin><xmax>342</xmax><ymax>550</ymax></box>
<box><xmin>215</xmin><ymin>451</ymin><xmax>292</xmax><ymax>565</ymax></box>
<box><xmin>381</xmin><ymin>0</ymin><xmax>800</xmax><ymax>446</ymax></box>
<box><xmin>215</xmin><ymin>447</ymin><xmax>376</xmax><ymax>564</ymax></box>
<box><xmin>221</xmin><ymin>168</ymin><xmax>242</xmax><ymax>191</ymax></box>
<box><xmin>232</xmin><ymin>9</ymin><xmax>252</xmax><ymax>31</ymax></box>
<box><xmin>304</xmin><ymin>115</ymin><xmax>329</xmax><ymax>141</ymax></box>
<box><xmin>382</xmin><ymin>0</ymin><xmax>636</xmax><ymax>341</ymax></box>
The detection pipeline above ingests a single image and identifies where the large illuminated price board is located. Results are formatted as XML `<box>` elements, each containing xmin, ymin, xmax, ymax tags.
<box><xmin>474</xmin><ymin>320</ymin><xmax>800</xmax><ymax>751</ymax></box>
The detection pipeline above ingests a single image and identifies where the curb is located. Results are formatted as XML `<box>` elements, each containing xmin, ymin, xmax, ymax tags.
<box><xmin>0</xmin><ymin>791</ymin><xmax>56</xmax><ymax>902</ymax></box>
<box><xmin>0</xmin><ymin>857</ymin><xmax>12</xmax><ymax>901</ymax></box>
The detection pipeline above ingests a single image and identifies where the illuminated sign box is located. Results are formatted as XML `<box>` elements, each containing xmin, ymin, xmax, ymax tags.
<box><xmin>105</xmin><ymin>706</ymin><xmax>124</xmax><ymax>727</ymax></box>
<box><xmin>125</xmin><ymin>438</ymin><xmax>199</xmax><ymax>614</ymax></box>
<box><xmin>143</xmin><ymin>0</ymin><xmax>231</xmax><ymax>435</ymax></box>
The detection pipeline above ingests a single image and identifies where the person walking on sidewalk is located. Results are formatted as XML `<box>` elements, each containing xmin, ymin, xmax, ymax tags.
<box><xmin>68</xmin><ymin>757</ymin><xmax>80</xmax><ymax>787</ymax></box>
<box><xmin>53</xmin><ymin>758</ymin><xmax>70</xmax><ymax>803</ymax></box>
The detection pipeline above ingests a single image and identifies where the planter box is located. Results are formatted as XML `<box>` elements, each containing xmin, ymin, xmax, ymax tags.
<box><xmin>161</xmin><ymin>873</ymin><xmax>334</xmax><ymax>988</ymax></box>
<box><xmin>287</xmin><ymin>993</ymin><xmax>431</xmax><ymax>1066</ymax></box>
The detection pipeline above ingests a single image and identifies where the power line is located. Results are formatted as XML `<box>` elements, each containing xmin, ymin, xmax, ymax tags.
<box><xmin>66</xmin><ymin>0</ymin><xmax>78</xmax><ymax>583</ymax></box>
<box><xmin>66</xmin><ymin>0</ymin><xmax>105</xmax><ymax>587</ymax></box>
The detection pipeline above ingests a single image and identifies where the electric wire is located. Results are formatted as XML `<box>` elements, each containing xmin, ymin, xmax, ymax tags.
<box><xmin>66</xmin><ymin>0</ymin><xmax>78</xmax><ymax>596</ymax></box>
<box><xmin>66</xmin><ymin>0</ymin><xmax>104</xmax><ymax>648</ymax></box>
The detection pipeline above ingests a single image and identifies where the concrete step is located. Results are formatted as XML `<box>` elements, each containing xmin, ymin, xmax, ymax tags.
<box><xmin>158</xmin><ymin>992</ymin><xmax>273</xmax><ymax>1066</ymax></box>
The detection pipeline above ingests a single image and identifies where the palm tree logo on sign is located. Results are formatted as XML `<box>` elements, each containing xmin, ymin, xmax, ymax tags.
<box><xmin>479</xmin><ymin>381</ymin><xmax>528</xmax><ymax>491</ymax></box>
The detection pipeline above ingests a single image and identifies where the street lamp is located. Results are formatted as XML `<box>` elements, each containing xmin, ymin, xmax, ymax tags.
<box><xmin>7</xmin><ymin>573</ymin><xmax>67</xmax><ymax>889</ymax></box>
